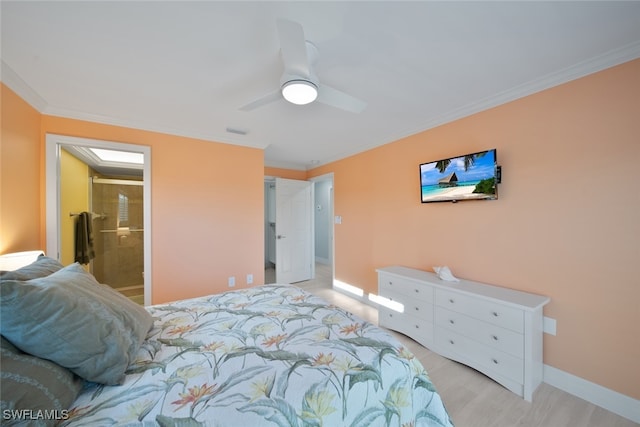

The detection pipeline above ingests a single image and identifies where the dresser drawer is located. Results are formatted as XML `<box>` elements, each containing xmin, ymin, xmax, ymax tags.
<box><xmin>435</xmin><ymin>329</ymin><xmax>523</xmax><ymax>383</ymax></box>
<box><xmin>378</xmin><ymin>288</ymin><xmax>433</xmax><ymax>322</ymax></box>
<box><xmin>378</xmin><ymin>266</ymin><xmax>549</xmax><ymax>401</ymax></box>
<box><xmin>435</xmin><ymin>289</ymin><xmax>524</xmax><ymax>333</ymax></box>
<box><xmin>379</xmin><ymin>274</ymin><xmax>434</xmax><ymax>303</ymax></box>
<box><xmin>379</xmin><ymin>307</ymin><xmax>434</xmax><ymax>348</ymax></box>
<box><xmin>403</xmin><ymin>299</ymin><xmax>433</xmax><ymax>323</ymax></box>
<box><xmin>435</xmin><ymin>306</ymin><xmax>523</xmax><ymax>358</ymax></box>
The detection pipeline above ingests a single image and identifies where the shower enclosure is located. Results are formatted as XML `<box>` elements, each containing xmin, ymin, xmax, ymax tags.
<box><xmin>90</xmin><ymin>177</ymin><xmax>144</xmax><ymax>303</ymax></box>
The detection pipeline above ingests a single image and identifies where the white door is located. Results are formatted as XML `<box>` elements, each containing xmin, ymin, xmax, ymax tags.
<box><xmin>275</xmin><ymin>178</ymin><xmax>313</xmax><ymax>283</ymax></box>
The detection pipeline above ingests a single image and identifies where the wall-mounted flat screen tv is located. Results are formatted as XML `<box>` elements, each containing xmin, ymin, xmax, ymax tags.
<box><xmin>420</xmin><ymin>149</ymin><xmax>498</xmax><ymax>203</ymax></box>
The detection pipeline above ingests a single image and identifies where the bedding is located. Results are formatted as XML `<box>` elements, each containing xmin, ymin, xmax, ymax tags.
<box><xmin>1</xmin><ymin>263</ymin><xmax>154</xmax><ymax>385</ymax></box>
<box><xmin>61</xmin><ymin>284</ymin><xmax>453</xmax><ymax>426</ymax></box>
<box><xmin>0</xmin><ymin>336</ymin><xmax>84</xmax><ymax>424</ymax></box>
<box><xmin>0</xmin><ymin>254</ymin><xmax>62</xmax><ymax>281</ymax></box>
<box><xmin>0</xmin><ymin>251</ymin><xmax>47</xmax><ymax>272</ymax></box>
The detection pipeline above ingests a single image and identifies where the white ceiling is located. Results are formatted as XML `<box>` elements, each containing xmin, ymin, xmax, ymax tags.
<box><xmin>2</xmin><ymin>1</ymin><xmax>640</xmax><ymax>170</ymax></box>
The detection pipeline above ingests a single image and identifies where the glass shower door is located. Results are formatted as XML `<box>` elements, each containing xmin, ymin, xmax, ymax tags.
<box><xmin>91</xmin><ymin>177</ymin><xmax>144</xmax><ymax>304</ymax></box>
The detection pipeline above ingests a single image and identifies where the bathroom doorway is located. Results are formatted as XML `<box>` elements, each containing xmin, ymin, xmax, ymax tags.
<box><xmin>46</xmin><ymin>134</ymin><xmax>152</xmax><ymax>305</ymax></box>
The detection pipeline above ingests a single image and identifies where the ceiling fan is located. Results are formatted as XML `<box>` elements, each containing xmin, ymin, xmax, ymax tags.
<box><xmin>239</xmin><ymin>19</ymin><xmax>367</xmax><ymax>113</ymax></box>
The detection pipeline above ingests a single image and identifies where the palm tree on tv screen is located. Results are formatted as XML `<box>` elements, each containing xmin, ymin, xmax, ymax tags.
<box><xmin>435</xmin><ymin>151</ymin><xmax>488</xmax><ymax>174</ymax></box>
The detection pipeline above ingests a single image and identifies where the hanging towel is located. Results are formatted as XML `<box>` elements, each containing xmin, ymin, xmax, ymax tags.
<box><xmin>75</xmin><ymin>212</ymin><xmax>95</xmax><ymax>264</ymax></box>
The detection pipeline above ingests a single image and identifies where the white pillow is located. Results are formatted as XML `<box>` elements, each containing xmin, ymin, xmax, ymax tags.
<box><xmin>0</xmin><ymin>250</ymin><xmax>45</xmax><ymax>271</ymax></box>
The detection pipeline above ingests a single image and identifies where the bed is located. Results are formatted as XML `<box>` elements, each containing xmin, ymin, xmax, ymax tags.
<box><xmin>1</xmin><ymin>256</ymin><xmax>452</xmax><ymax>427</ymax></box>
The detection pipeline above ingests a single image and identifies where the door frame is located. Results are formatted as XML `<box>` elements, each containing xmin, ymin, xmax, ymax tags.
<box><xmin>309</xmin><ymin>172</ymin><xmax>334</xmax><ymax>281</ymax></box>
<box><xmin>264</xmin><ymin>173</ymin><xmax>334</xmax><ymax>285</ymax></box>
<box><xmin>45</xmin><ymin>134</ymin><xmax>152</xmax><ymax>305</ymax></box>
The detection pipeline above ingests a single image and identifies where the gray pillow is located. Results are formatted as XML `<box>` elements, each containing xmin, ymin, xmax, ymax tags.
<box><xmin>0</xmin><ymin>255</ymin><xmax>63</xmax><ymax>281</ymax></box>
<box><xmin>0</xmin><ymin>263</ymin><xmax>153</xmax><ymax>385</ymax></box>
<box><xmin>0</xmin><ymin>336</ymin><xmax>84</xmax><ymax>427</ymax></box>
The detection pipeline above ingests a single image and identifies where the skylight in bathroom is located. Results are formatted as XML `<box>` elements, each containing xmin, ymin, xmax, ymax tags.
<box><xmin>89</xmin><ymin>148</ymin><xmax>144</xmax><ymax>164</ymax></box>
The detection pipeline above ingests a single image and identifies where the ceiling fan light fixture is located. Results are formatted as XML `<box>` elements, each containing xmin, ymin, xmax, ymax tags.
<box><xmin>282</xmin><ymin>79</ymin><xmax>318</xmax><ymax>105</ymax></box>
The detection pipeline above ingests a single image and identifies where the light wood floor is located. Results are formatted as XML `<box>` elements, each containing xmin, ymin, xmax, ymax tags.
<box><xmin>273</xmin><ymin>263</ymin><xmax>638</xmax><ymax>427</ymax></box>
<box><xmin>116</xmin><ymin>284</ymin><xmax>145</xmax><ymax>305</ymax></box>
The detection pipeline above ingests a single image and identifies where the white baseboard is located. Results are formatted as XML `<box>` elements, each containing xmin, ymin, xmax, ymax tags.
<box><xmin>544</xmin><ymin>364</ymin><xmax>640</xmax><ymax>424</ymax></box>
<box><xmin>331</xmin><ymin>285</ymin><xmax>381</xmax><ymax>310</ymax></box>
<box><xmin>332</xmin><ymin>286</ymin><xmax>639</xmax><ymax>423</ymax></box>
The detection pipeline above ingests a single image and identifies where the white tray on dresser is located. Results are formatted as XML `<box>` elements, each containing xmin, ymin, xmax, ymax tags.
<box><xmin>377</xmin><ymin>266</ymin><xmax>550</xmax><ymax>401</ymax></box>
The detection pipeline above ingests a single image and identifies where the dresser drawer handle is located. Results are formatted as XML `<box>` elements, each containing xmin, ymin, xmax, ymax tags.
<box><xmin>414</xmin><ymin>307</ymin><xmax>419</xmax><ymax>311</ymax></box>
<box><xmin>492</xmin><ymin>335</ymin><xmax>499</xmax><ymax>341</ymax></box>
<box><xmin>388</xmin><ymin>313</ymin><xmax>393</xmax><ymax>318</ymax></box>
<box><xmin>414</xmin><ymin>289</ymin><xmax>419</xmax><ymax>293</ymax></box>
<box><xmin>492</xmin><ymin>358</ymin><xmax>499</xmax><ymax>365</ymax></box>
<box><xmin>388</xmin><ymin>281</ymin><xmax>393</xmax><ymax>286</ymax></box>
<box><xmin>415</xmin><ymin>325</ymin><xmax>419</xmax><ymax>329</ymax></box>
<box><xmin>449</xmin><ymin>319</ymin><xmax>455</xmax><ymax>325</ymax></box>
<box><xmin>492</xmin><ymin>311</ymin><xmax>499</xmax><ymax>317</ymax></box>
<box><xmin>449</xmin><ymin>298</ymin><xmax>455</xmax><ymax>304</ymax></box>
<box><xmin>449</xmin><ymin>340</ymin><xmax>455</xmax><ymax>345</ymax></box>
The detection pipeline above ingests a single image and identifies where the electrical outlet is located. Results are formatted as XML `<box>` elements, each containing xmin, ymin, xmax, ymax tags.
<box><xmin>543</xmin><ymin>316</ymin><xmax>556</xmax><ymax>336</ymax></box>
<box><xmin>247</xmin><ymin>274</ymin><xmax>253</xmax><ymax>285</ymax></box>
<box><xmin>228</xmin><ymin>276</ymin><xmax>235</xmax><ymax>287</ymax></box>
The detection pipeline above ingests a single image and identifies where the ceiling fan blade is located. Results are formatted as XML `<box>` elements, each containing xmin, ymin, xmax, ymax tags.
<box><xmin>276</xmin><ymin>19</ymin><xmax>310</xmax><ymax>78</ymax></box>
<box><xmin>317</xmin><ymin>84</ymin><xmax>367</xmax><ymax>113</ymax></box>
<box><xmin>239</xmin><ymin>90</ymin><xmax>281</xmax><ymax>112</ymax></box>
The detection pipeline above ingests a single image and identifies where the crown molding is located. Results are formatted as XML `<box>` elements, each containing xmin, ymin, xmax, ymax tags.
<box><xmin>0</xmin><ymin>59</ymin><xmax>268</xmax><ymax>151</ymax></box>
<box><xmin>263</xmin><ymin>157</ymin><xmax>309</xmax><ymax>171</ymax></box>
<box><xmin>4</xmin><ymin>40</ymin><xmax>639</xmax><ymax>168</ymax></box>
<box><xmin>393</xmin><ymin>40</ymin><xmax>640</xmax><ymax>145</ymax></box>
<box><xmin>1</xmin><ymin>60</ymin><xmax>48</xmax><ymax>111</ymax></box>
<box><xmin>295</xmin><ymin>41</ymin><xmax>640</xmax><ymax>169</ymax></box>
<box><xmin>42</xmin><ymin>107</ymin><xmax>269</xmax><ymax>151</ymax></box>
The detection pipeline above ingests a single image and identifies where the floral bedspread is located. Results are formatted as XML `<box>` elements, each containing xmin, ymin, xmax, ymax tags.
<box><xmin>64</xmin><ymin>285</ymin><xmax>452</xmax><ymax>426</ymax></box>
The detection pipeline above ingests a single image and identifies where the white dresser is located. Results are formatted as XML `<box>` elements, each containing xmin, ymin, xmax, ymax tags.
<box><xmin>377</xmin><ymin>266</ymin><xmax>549</xmax><ymax>401</ymax></box>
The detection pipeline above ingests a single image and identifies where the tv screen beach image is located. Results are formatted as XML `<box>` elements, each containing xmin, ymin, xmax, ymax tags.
<box><xmin>420</xmin><ymin>150</ymin><xmax>497</xmax><ymax>203</ymax></box>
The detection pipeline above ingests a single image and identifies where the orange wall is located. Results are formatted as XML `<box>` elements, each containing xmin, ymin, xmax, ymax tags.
<box><xmin>264</xmin><ymin>166</ymin><xmax>307</xmax><ymax>180</ymax></box>
<box><xmin>1</xmin><ymin>84</ymin><xmax>265</xmax><ymax>304</ymax></box>
<box><xmin>40</xmin><ymin>116</ymin><xmax>265</xmax><ymax>303</ymax></box>
<box><xmin>3</xmin><ymin>58</ymin><xmax>639</xmax><ymax>400</ymax></box>
<box><xmin>309</xmin><ymin>59</ymin><xmax>640</xmax><ymax>399</ymax></box>
<box><xmin>0</xmin><ymin>85</ymin><xmax>43</xmax><ymax>253</ymax></box>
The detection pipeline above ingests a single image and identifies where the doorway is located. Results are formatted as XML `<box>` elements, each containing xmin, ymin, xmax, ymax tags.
<box><xmin>310</xmin><ymin>173</ymin><xmax>334</xmax><ymax>288</ymax></box>
<box><xmin>264</xmin><ymin>173</ymin><xmax>334</xmax><ymax>286</ymax></box>
<box><xmin>45</xmin><ymin>134</ymin><xmax>152</xmax><ymax>305</ymax></box>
